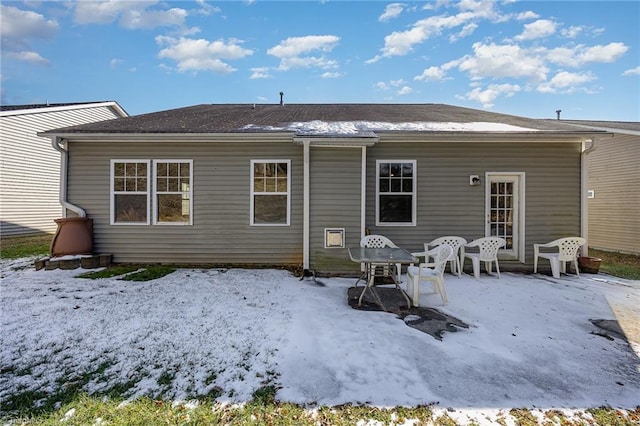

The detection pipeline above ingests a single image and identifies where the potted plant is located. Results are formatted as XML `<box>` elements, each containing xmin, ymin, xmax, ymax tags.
<box><xmin>578</xmin><ymin>256</ymin><xmax>602</xmax><ymax>274</ymax></box>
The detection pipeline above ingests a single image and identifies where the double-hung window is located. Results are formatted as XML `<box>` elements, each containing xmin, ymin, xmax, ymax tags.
<box><xmin>111</xmin><ymin>160</ymin><xmax>150</xmax><ymax>225</ymax></box>
<box><xmin>376</xmin><ymin>160</ymin><xmax>416</xmax><ymax>226</ymax></box>
<box><xmin>110</xmin><ymin>159</ymin><xmax>192</xmax><ymax>225</ymax></box>
<box><xmin>251</xmin><ymin>160</ymin><xmax>290</xmax><ymax>226</ymax></box>
<box><xmin>154</xmin><ymin>160</ymin><xmax>192</xmax><ymax>225</ymax></box>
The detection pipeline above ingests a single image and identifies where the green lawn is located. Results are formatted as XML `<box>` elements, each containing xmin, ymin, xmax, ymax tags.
<box><xmin>0</xmin><ymin>234</ymin><xmax>52</xmax><ymax>260</ymax></box>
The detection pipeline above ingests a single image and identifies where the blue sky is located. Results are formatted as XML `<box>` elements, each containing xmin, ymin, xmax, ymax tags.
<box><xmin>1</xmin><ymin>1</ymin><xmax>639</xmax><ymax>121</ymax></box>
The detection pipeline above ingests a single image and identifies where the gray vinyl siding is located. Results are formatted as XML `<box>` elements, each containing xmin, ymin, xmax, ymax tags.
<box><xmin>365</xmin><ymin>138</ymin><xmax>582</xmax><ymax>268</ymax></box>
<box><xmin>587</xmin><ymin>134</ymin><xmax>640</xmax><ymax>255</ymax></box>
<box><xmin>0</xmin><ymin>106</ymin><xmax>123</xmax><ymax>236</ymax></box>
<box><xmin>66</xmin><ymin>139</ymin><xmax>304</xmax><ymax>265</ymax></box>
<box><xmin>309</xmin><ymin>147</ymin><xmax>362</xmax><ymax>273</ymax></box>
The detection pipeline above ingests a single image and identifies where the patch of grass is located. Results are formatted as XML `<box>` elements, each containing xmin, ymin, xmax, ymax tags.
<box><xmin>120</xmin><ymin>265</ymin><xmax>176</xmax><ymax>281</ymax></box>
<box><xmin>589</xmin><ymin>249</ymin><xmax>640</xmax><ymax>280</ymax></box>
<box><xmin>75</xmin><ymin>265</ymin><xmax>139</xmax><ymax>279</ymax></box>
<box><xmin>0</xmin><ymin>234</ymin><xmax>52</xmax><ymax>260</ymax></box>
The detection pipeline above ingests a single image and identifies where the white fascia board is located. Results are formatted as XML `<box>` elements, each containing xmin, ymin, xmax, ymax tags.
<box><xmin>1</xmin><ymin>101</ymin><xmax>128</xmax><ymax>118</ymax></box>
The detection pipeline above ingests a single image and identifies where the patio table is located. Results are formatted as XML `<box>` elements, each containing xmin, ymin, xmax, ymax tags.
<box><xmin>348</xmin><ymin>247</ymin><xmax>416</xmax><ymax>309</ymax></box>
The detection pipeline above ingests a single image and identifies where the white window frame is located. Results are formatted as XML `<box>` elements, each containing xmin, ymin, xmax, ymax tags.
<box><xmin>375</xmin><ymin>160</ymin><xmax>417</xmax><ymax>226</ymax></box>
<box><xmin>110</xmin><ymin>159</ymin><xmax>151</xmax><ymax>225</ymax></box>
<box><xmin>153</xmin><ymin>160</ymin><xmax>193</xmax><ymax>226</ymax></box>
<box><xmin>485</xmin><ymin>172</ymin><xmax>526</xmax><ymax>262</ymax></box>
<box><xmin>250</xmin><ymin>159</ymin><xmax>291</xmax><ymax>226</ymax></box>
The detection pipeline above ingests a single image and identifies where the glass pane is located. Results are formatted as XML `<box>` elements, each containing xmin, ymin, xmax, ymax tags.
<box><xmin>254</xmin><ymin>162</ymin><xmax>265</xmax><ymax>178</ymax></box>
<box><xmin>138</xmin><ymin>177</ymin><xmax>147</xmax><ymax>192</ymax></box>
<box><xmin>125</xmin><ymin>163</ymin><xmax>136</xmax><ymax>176</ymax></box>
<box><xmin>379</xmin><ymin>163</ymin><xmax>389</xmax><ymax>177</ymax></box>
<box><xmin>168</xmin><ymin>163</ymin><xmax>178</xmax><ymax>177</ymax></box>
<box><xmin>115</xmin><ymin>194</ymin><xmax>147</xmax><ymax>222</ymax></box>
<box><xmin>402</xmin><ymin>163</ymin><xmax>413</xmax><ymax>177</ymax></box>
<box><xmin>157</xmin><ymin>194</ymin><xmax>189</xmax><ymax>223</ymax></box>
<box><xmin>137</xmin><ymin>163</ymin><xmax>147</xmax><ymax>176</ymax></box>
<box><xmin>168</xmin><ymin>178</ymin><xmax>179</xmax><ymax>192</ymax></box>
<box><xmin>390</xmin><ymin>178</ymin><xmax>401</xmax><ymax>192</ymax></box>
<box><xmin>265</xmin><ymin>163</ymin><xmax>276</xmax><ymax>177</ymax></box>
<box><xmin>114</xmin><ymin>163</ymin><xmax>124</xmax><ymax>176</ymax></box>
<box><xmin>277</xmin><ymin>163</ymin><xmax>287</xmax><ymax>177</ymax></box>
<box><xmin>379</xmin><ymin>179</ymin><xmax>389</xmax><ymax>192</ymax></box>
<box><xmin>254</xmin><ymin>195</ymin><xmax>287</xmax><ymax>224</ymax></box>
<box><xmin>390</xmin><ymin>163</ymin><xmax>401</xmax><ymax>177</ymax></box>
<box><xmin>265</xmin><ymin>177</ymin><xmax>276</xmax><ymax>192</ymax></box>
<box><xmin>402</xmin><ymin>178</ymin><xmax>413</xmax><ymax>192</ymax></box>
<box><xmin>379</xmin><ymin>195</ymin><xmax>412</xmax><ymax>223</ymax></box>
<box><xmin>180</xmin><ymin>163</ymin><xmax>190</xmax><ymax>177</ymax></box>
<box><xmin>156</xmin><ymin>177</ymin><xmax>166</xmax><ymax>192</ymax></box>
<box><xmin>254</xmin><ymin>178</ymin><xmax>265</xmax><ymax>192</ymax></box>
<box><xmin>276</xmin><ymin>178</ymin><xmax>287</xmax><ymax>192</ymax></box>
<box><xmin>125</xmin><ymin>177</ymin><xmax>137</xmax><ymax>191</ymax></box>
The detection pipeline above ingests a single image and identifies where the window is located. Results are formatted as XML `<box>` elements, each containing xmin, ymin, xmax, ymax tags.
<box><xmin>111</xmin><ymin>159</ymin><xmax>192</xmax><ymax>225</ymax></box>
<box><xmin>154</xmin><ymin>160</ymin><xmax>192</xmax><ymax>225</ymax></box>
<box><xmin>111</xmin><ymin>160</ymin><xmax>150</xmax><ymax>224</ymax></box>
<box><xmin>251</xmin><ymin>160</ymin><xmax>290</xmax><ymax>226</ymax></box>
<box><xmin>376</xmin><ymin>160</ymin><xmax>416</xmax><ymax>226</ymax></box>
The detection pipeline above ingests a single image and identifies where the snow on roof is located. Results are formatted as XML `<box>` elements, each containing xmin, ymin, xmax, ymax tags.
<box><xmin>242</xmin><ymin>120</ymin><xmax>539</xmax><ymax>135</ymax></box>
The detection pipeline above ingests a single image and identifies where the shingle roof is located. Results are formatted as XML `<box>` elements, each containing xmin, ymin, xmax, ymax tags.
<box><xmin>41</xmin><ymin>103</ymin><xmax>606</xmax><ymax>135</ymax></box>
<box><xmin>557</xmin><ymin>120</ymin><xmax>640</xmax><ymax>133</ymax></box>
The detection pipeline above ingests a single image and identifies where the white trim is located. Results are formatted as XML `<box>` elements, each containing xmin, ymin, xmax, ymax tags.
<box><xmin>375</xmin><ymin>160</ymin><xmax>417</xmax><ymax>226</ymax></box>
<box><xmin>581</xmin><ymin>138</ymin><xmax>598</xmax><ymax>256</ymax></box>
<box><xmin>250</xmin><ymin>159</ymin><xmax>291</xmax><ymax>227</ymax></box>
<box><xmin>485</xmin><ymin>172</ymin><xmax>526</xmax><ymax>262</ymax></box>
<box><xmin>324</xmin><ymin>228</ymin><xmax>345</xmax><ymax>248</ymax></box>
<box><xmin>360</xmin><ymin>147</ymin><xmax>367</xmax><ymax>239</ymax></box>
<box><xmin>110</xmin><ymin>159</ymin><xmax>151</xmax><ymax>225</ymax></box>
<box><xmin>2</xmin><ymin>101</ymin><xmax>128</xmax><ymax>118</ymax></box>
<box><xmin>152</xmin><ymin>160</ymin><xmax>193</xmax><ymax>226</ymax></box>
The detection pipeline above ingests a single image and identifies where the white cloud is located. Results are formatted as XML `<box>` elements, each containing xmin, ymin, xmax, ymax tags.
<box><xmin>74</xmin><ymin>1</ymin><xmax>187</xmax><ymax>29</ymax></box>
<box><xmin>414</xmin><ymin>66</ymin><xmax>447</xmax><ymax>81</ymax></box>
<box><xmin>464</xmin><ymin>83</ymin><xmax>521</xmax><ymax>108</ymax></box>
<box><xmin>6</xmin><ymin>51</ymin><xmax>50</xmax><ymax>66</ymax></box>
<box><xmin>250</xmin><ymin>67</ymin><xmax>271</xmax><ymax>79</ymax></box>
<box><xmin>516</xmin><ymin>11</ymin><xmax>539</xmax><ymax>20</ymax></box>
<box><xmin>375</xmin><ymin>81</ymin><xmax>389</xmax><ymax>90</ymax></box>
<box><xmin>156</xmin><ymin>36</ymin><xmax>253</xmax><ymax>74</ymax></box>
<box><xmin>0</xmin><ymin>5</ymin><xmax>58</xmax><ymax>50</ymax></box>
<box><xmin>622</xmin><ymin>66</ymin><xmax>640</xmax><ymax>76</ymax></box>
<box><xmin>194</xmin><ymin>0</ymin><xmax>221</xmax><ymax>16</ymax></box>
<box><xmin>457</xmin><ymin>42</ymin><xmax>548</xmax><ymax>83</ymax></box>
<box><xmin>546</xmin><ymin>42</ymin><xmax>629</xmax><ymax>67</ymax></box>
<box><xmin>321</xmin><ymin>71</ymin><xmax>342</xmax><ymax>79</ymax></box>
<box><xmin>110</xmin><ymin>58</ymin><xmax>123</xmax><ymax>69</ymax></box>
<box><xmin>379</xmin><ymin>3</ymin><xmax>405</xmax><ymax>22</ymax></box>
<box><xmin>537</xmin><ymin>71</ymin><xmax>595</xmax><ymax>94</ymax></box>
<box><xmin>515</xmin><ymin>19</ymin><xmax>557</xmax><ymax>41</ymax></box>
<box><xmin>267</xmin><ymin>35</ymin><xmax>340</xmax><ymax>71</ymax></box>
<box><xmin>561</xmin><ymin>25</ymin><xmax>584</xmax><ymax>39</ymax></box>
<box><xmin>449</xmin><ymin>22</ymin><xmax>478</xmax><ymax>42</ymax></box>
<box><xmin>368</xmin><ymin>2</ymin><xmax>502</xmax><ymax>62</ymax></box>
<box><xmin>398</xmin><ymin>86</ymin><xmax>413</xmax><ymax>95</ymax></box>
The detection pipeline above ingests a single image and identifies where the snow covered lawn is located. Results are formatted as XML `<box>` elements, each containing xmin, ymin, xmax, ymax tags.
<box><xmin>1</xmin><ymin>257</ymin><xmax>639</xmax><ymax>416</ymax></box>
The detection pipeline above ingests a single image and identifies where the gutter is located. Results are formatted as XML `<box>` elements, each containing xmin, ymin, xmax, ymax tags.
<box><xmin>580</xmin><ymin>137</ymin><xmax>599</xmax><ymax>256</ymax></box>
<box><xmin>51</xmin><ymin>136</ymin><xmax>86</xmax><ymax>218</ymax></box>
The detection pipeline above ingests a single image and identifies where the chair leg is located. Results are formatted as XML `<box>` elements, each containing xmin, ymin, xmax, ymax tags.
<box><xmin>550</xmin><ymin>259</ymin><xmax>560</xmax><ymax>278</ymax></box>
<box><xmin>436</xmin><ymin>278</ymin><xmax>448</xmax><ymax>305</ymax></box>
<box><xmin>412</xmin><ymin>276</ymin><xmax>420</xmax><ymax>307</ymax></box>
<box><xmin>495</xmin><ymin>260</ymin><xmax>501</xmax><ymax>279</ymax></box>
<box><xmin>455</xmin><ymin>258</ymin><xmax>462</xmax><ymax>278</ymax></box>
<box><xmin>534</xmin><ymin>256</ymin><xmax>539</xmax><ymax>273</ymax></box>
<box><xmin>472</xmin><ymin>258</ymin><xmax>480</xmax><ymax>279</ymax></box>
<box><xmin>573</xmin><ymin>259</ymin><xmax>580</xmax><ymax>278</ymax></box>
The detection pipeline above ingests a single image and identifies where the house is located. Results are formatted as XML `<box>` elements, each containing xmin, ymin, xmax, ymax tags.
<box><xmin>560</xmin><ymin>120</ymin><xmax>640</xmax><ymax>256</ymax></box>
<box><xmin>1</xmin><ymin>101</ymin><xmax>128</xmax><ymax>237</ymax></box>
<box><xmin>39</xmin><ymin>103</ymin><xmax>609</xmax><ymax>274</ymax></box>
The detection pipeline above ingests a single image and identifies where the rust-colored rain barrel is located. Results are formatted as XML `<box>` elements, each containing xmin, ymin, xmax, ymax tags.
<box><xmin>50</xmin><ymin>217</ymin><xmax>93</xmax><ymax>257</ymax></box>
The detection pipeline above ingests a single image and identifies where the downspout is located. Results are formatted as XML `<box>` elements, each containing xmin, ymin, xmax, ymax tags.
<box><xmin>303</xmin><ymin>140</ymin><xmax>310</xmax><ymax>270</ymax></box>
<box><xmin>360</xmin><ymin>146</ymin><xmax>367</xmax><ymax>239</ymax></box>
<box><xmin>580</xmin><ymin>137</ymin><xmax>597</xmax><ymax>256</ymax></box>
<box><xmin>51</xmin><ymin>136</ymin><xmax>86</xmax><ymax>218</ymax></box>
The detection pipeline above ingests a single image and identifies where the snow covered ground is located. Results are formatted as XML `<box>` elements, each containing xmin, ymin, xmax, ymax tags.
<box><xmin>1</xmin><ymin>256</ymin><xmax>639</xmax><ymax>420</ymax></box>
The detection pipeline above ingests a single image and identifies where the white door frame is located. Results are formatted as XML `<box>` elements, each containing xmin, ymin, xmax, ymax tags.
<box><xmin>485</xmin><ymin>172</ymin><xmax>525</xmax><ymax>262</ymax></box>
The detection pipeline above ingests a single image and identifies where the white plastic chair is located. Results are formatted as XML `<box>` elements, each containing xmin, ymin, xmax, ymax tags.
<box><xmin>534</xmin><ymin>237</ymin><xmax>586</xmax><ymax>278</ymax></box>
<box><xmin>426</xmin><ymin>236</ymin><xmax>467</xmax><ymax>277</ymax></box>
<box><xmin>359</xmin><ymin>234</ymin><xmax>401</xmax><ymax>284</ymax></box>
<box><xmin>406</xmin><ymin>244</ymin><xmax>453</xmax><ymax>307</ymax></box>
<box><xmin>463</xmin><ymin>237</ymin><xmax>506</xmax><ymax>279</ymax></box>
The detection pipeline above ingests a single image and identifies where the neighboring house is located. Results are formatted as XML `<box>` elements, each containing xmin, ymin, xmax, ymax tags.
<box><xmin>1</xmin><ymin>102</ymin><xmax>128</xmax><ymax>237</ymax></box>
<box><xmin>40</xmin><ymin>103</ymin><xmax>609</xmax><ymax>274</ymax></box>
<box><xmin>561</xmin><ymin>120</ymin><xmax>640</xmax><ymax>255</ymax></box>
